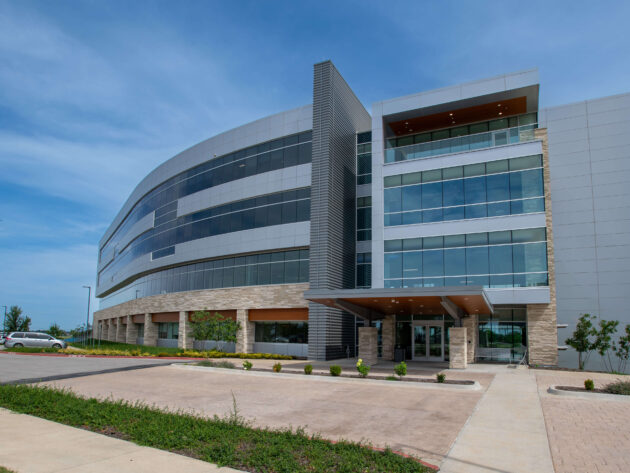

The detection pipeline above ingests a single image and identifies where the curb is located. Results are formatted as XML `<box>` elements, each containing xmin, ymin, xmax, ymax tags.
<box><xmin>0</xmin><ymin>351</ymin><xmax>206</xmax><ymax>361</ymax></box>
<box><xmin>172</xmin><ymin>364</ymin><xmax>482</xmax><ymax>391</ymax></box>
<box><xmin>547</xmin><ymin>385</ymin><xmax>630</xmax><ymax>402</ymax></box>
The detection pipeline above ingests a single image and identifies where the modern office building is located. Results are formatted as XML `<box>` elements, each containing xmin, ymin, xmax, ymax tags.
<box><xmin>94</xmin><ymin>61</ymin><xmax>630</xmax><ymax>370</ymax></box>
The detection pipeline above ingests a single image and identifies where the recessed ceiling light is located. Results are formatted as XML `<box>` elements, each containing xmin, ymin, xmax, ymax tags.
<box><xmin>498</xmin><ymin>112</ymin><xmax>503</xmax><ymax>116</ymax></box>
<box><xmin>405</xmin><ymin>121</ymin><xmax>409</xmax><ymax>125</ymax></box>
<box><xmin>449</xmin><ymin>113</ymin><xmax>453</xmax><ymax>116</ymax></box>
<box><xmin>498</xmin><ymin>104</ymin><xmax>501</xmax><ymax>107</ymax></box>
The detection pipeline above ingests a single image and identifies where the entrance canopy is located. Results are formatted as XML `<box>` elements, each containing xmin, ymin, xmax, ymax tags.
<box><xmin>304</xmin><ymin>286</ymin><xmax>494</xmax><ymax>323</ymax></box>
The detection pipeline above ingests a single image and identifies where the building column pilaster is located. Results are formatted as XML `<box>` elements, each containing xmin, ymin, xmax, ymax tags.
<box><xmin>143</xmin><ymin>313</ymin><xmax>157</xmax><ymax>347</ymax></box>
<box><xmin>116</xmin><ymin>317</ymin><xmax>126</xmax><ymax>343</ymax></box>
<box><xmin>178</xmin><ymin>311</ymin><xmax>193</xmax><ymax>350</ymax></box>
<box><xmin>126</xmin><ymin>316</ymin><xmax>138</xmax><ymax>344</ymax></box>
<box><xmin>235</xmin><ymin>309</ymin><xmax>253</xmax><ymax>354</ymax></box>
<box><xmin>381</xmin><ymin>315</ymin><xmax>395</xmax><ymax>361</ymax></box>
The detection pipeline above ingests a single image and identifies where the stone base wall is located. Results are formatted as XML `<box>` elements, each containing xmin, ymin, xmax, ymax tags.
<box><xmin>359</xmin><ymin>327</ymin><xmax>378</xmax><ymax>366</ymax></box>
<box><xmin>381</xmin><ymin>315</ymin><xmax>395</xmax><ymax>361</ymax></box>
<box><xmin>116</xmin><ymin>318</ymin><xmax>126</xmax><ymax>343</ymax></box>
<box><xmin>527</xmin><ymin>304</ymin><xmax>558</xmax><ymax>365</ymax></box>
<box><xmin>462</xmin><ymin>315</ymin><xmax>478</xmax><ymax>362</ymax></box>
<box><xmin>108</xmin><ymin>320</ymin><xmax>116</xmax><ymax>342</ymax></box>
<box><xmin>449</xmin><ymin>327</ymin><xmax>467</xmax><ymax>369</ymax></box>
<box><xmin>100</xmin><ymin>322</ymin><xmax>108</xmax><ymax>341</ymax></box>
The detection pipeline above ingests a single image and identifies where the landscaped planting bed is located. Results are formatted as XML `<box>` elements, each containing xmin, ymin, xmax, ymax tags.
<box><xmin>555</xmin><ymin>379</ymin><xmax>630</xmax><ymax>396</ymax></box>
<box><xmin>0</xmin><ymin>384</ymin><xmax>433</xmax><ymax>473</ymax></box>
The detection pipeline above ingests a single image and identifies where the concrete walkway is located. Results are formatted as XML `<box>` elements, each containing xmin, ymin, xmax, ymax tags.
<box><xmin>439</xmin><ymin>367</ymin><xmax>554</xmax><ymax>473</ymax></box>
<box><xmin>0</xmin><ymin>408</ymin><xmax>242</xmax><ymax>473</ymax></box>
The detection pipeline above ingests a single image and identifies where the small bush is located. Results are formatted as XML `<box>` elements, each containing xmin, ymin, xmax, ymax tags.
<box><xmin>436</xmin><ymin>373</ymin><xmax>446</xmax><ymax>383</ymax></box>
<box><xmin>584</xmin><ymin>379</ymin><xmax>595</xmax><ymax>391</ymax></box>
<box><xmin>157</xmin><ymin>352</ymin><xmax>172</xmax><ymax>357</ymax></box>
<box><xmin>242</xmin><ymin>360</ymin><xmax>253</xmax><ymax>371</ymax></box>
<box><xmin>604</xmin><ymin>380</ymin><xmax>630</xmax><ymax>395</ymax></box>
<box><xmin>394</xmin><ymin>361</ymin><xmax>407</xmax><ymax>379</ymax></box>
<box><xmin>272</xmin><ymin>362</ymin><xmax>282</xmax><ymax>373</ymax></box>
<box><xmin>329</xmin><ymin>365</ymin><xmax>342</xmax><ymax>377</ymax></box>
<box><xmin>197</xmin><ymin>360</ymin><xmax>236</xmax><ymax>369</ymax></box>
<box><xmin>304</xmin><ymin>364</ymin><xmax>313</xmax><ymax>375</ymax></box>
<box><xmin>356</xmin><ymin>358</ymin><xmax>370</xmax><ymax>378</ymax></box>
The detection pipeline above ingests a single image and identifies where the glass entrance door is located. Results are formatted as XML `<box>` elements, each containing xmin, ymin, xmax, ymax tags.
<box><xmin>413</xmin><ymin>324</ymin><xmax>444</xmax><ymax>361</ymax></box>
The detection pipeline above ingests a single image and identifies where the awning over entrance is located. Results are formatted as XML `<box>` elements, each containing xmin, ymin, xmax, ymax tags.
<box><xmin>304</xmin><ymin>286</ymin><xmax>494</xmax><ymax>323</ymax></box>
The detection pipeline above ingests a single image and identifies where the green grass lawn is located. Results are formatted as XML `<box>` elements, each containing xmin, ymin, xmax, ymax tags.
<box><xmin>0</xmin><ymin>385</ymin><xmax>431</xmax><ymax>473</ymax></box>
<box><xmin>0</xmin><ymin>467</ymin><xmax>16</xmax><ymax>473</ymax></box>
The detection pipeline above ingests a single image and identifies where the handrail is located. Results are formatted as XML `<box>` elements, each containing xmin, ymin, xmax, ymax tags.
<box><xmin>385</xmin><ymin>124</ymin><xmax>537</xmax><ymax>163</ymax></box>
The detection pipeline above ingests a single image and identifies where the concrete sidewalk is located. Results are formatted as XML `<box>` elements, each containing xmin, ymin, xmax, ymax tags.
<box><xmin>439</xmin><ymin>367</ymin><xmax>554</xmax><ymax>473</ymax></box>
<box><xmin>0</xmin><ymin>408</ymin><xmax>242</xmax><ymax>473</ymax></box>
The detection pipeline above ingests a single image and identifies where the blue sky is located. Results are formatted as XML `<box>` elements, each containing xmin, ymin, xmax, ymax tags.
<box><xmin>1</xmin><ymin>0</ymin><xmax>629</xmax><ymax>330</ymax></box>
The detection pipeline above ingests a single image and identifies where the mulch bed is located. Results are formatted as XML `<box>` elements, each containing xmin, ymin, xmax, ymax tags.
<box><xmin>555</xmin><ymin>385</ymin><xmax>609</xmax><ymax>394</ymax></box>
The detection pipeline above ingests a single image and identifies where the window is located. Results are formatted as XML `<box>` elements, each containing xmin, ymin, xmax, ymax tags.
<box><xmin>158</xmin><ymin>322</ymin><xmax>179</xmax><ymax>339</ymax></box>
<box><xmin>255</xmin><ymin>322</ymin><xmax>308</xmax><ymax>343</ymax></box>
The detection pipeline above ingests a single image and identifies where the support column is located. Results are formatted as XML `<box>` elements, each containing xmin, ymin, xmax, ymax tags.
<box><xmin>358</xmin><ymin>327</ymin><xmax>378</xmax><ymax>366</ymax></box>
<box><xmin>126</xmin><ymin>316</ymin><xmax>138</xmax><ymax>345</ymax></box>
<box><xmin>462</xmin><ymin>315</ymin><xmax>478</xmax><ymax>363</ymax></box>
<box><xmin>101</xmin><ymin>320</ymin><xmax>108</xmax><ymax>341</ymax></box>
<box><xmin>449</xmin><ymin>327</ymin><xmax>468</xmax><ymax>369</ymax></box>
<box><xmin>381</xmin><ymin>315</ymin><xmax>395</xmax><ymax>361</ymax></box>
<box><xmin>144</xmin><ymin>313</ymin><xmax>157</xmax><ymax>346</ymax></box>
<box><xmin>178</xmin><ymin>311</ymin><xmax>194</xmax><ymax>350</ymax></box>
<box><xmin>527</xmin><ymin>304</ymin><xmax>558</xmax><ymax>366</ymax></box>
<box><xmin>116</xmin><ymin>317</ymin><xmax>126</xmax><ymax>343</ymax></box>
<box><xmin>235</xmin><ymin>309</ymin><xmax>253</xmax><ymax>354</ymax></box>
<box><xmin>108</xmin><ymin>319</ymin><xmax>116</xmax><ymax>342</ymax></box>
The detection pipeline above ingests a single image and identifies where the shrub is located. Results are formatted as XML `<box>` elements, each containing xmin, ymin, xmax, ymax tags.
<box><xmin>242</xmin><ymin>360</ymin><xmax>253</xmax><ymax>371</ymax></box>
<box><xmin>436</xmin><ymin>373</ymin><xmax>446</xmax><ymax>383</ymax></box>
<box><xmin>356</xmin><ymin>358</ymin><xmax>370</xmax><ymax>378</ymax></box>
<box><xmin>272</xmin><ymin>362</ymin><xmax>282</xmax><ymax>373</ymax></box>
<box><xmin>329</xmin><ymin>365</ymin><xmax>342</xmax><ymax>377</ymax></box>
<box><xmin>304</xmin><ymin>364</ymin><xmax>313</xmax><ymax>375</ymax></box>
<box><xmin>604</xmin><ymin>380</ymin><xmax>630</xmax><ymax>395</ymax></box>
<box><xmin>156</xmin><ymin>352</ymin><xmax>172</xmax><ymax>357</ymax></box>
<box><xmin>584</xmin><ymin>379</ymin><xmax>595</xmax><ymax>391</ymax></box>
<box><xmin>385</xmin><ymin>376</ymin><xmax>400</xmax><ymax>381</ymax></box>
<box><xmin>394</xmin><ymin>361</ymin><xmax>407</xmax><ymax>379</ymax></box>
<box><xmin>197</xmin><ymin>360</ymin><xmax>236</xmax><ymax>369</ymax></box>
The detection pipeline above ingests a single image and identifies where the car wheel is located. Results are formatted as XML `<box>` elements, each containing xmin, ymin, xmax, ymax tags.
<box><xmin>13</xmin><ymin>343</ymin><xmax>23</xmax><ymax>348</ymax></box>
<box><xmin>52</xmin><ymin>343</ymin><xmax>62</xmax><ymax>349</ymax></box>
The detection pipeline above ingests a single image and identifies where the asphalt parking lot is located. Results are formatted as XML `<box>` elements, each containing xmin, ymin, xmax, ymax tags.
<box><xmin>0</xmin><ymin>352</ymin><xmax>177</xmax><ymax>384</ymax></box>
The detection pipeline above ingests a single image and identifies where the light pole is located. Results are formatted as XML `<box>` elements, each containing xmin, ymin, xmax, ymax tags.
<box><xmin>82</xmin><ymin>285</ymin><xmax>91</xmax><ymax>347</ymax></box>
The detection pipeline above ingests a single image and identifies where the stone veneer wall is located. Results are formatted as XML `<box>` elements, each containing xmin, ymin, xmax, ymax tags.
<box><xmin>235</xmin><ymin>309</ymin><xmax>254</xmax><ymax>353</ymax></box>
<box><xmin>178</xmin><ymin>311</ymin><xmax>193</xmax><ymax>350</ymax></box>
<box><xmin>462</xmin><ymin>315</ymin><xmax>477</xmax><ymax>362</ymax></box>
<box><xmin>449</xmin><ymin>327</ymin><xmax>467</xmax><ymax>369</ymax></box>
<box><xmin>94</xmin><ymin>283</ymin><xmax>309</xmax><ymax>323</ymax></box>
<box><xmin>358</xmin><ymin>327</ymin><xmax>378</xmax><ymax>366</ymax></box>
<box><xmin>381</xmin><ymin>315</ymin><xmax>395</xmax><ymax>361</ymax></box>
<box><xmin>528</xmin><ymin>129</ymin><xmax>558</xmax><ymax>366</ymax></box>
<box><xmin>125</xmin><ymin>316</ymin><xmax>138</xmax><ymax>344</ymax></box>
<box><xmin>144</xmin><ymin>313</ymin><xmax>158</xmax><ymax>347</ymax></box>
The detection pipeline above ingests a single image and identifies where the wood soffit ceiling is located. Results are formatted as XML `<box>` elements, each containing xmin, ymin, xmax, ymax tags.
<box><xmin>312</xmin><ymin>295</ymin><xmax>491</xmax><ymax>316</ymax></box>
<box><xmin>388</xmin><ymin>96</ymin><xmax>527</xmax><ymax>137</ymax></box>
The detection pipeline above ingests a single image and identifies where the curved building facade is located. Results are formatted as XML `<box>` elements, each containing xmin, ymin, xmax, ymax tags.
<box><xmin>95</xmin><ymin>61</ymin><xmax>630</xmax><ymax>369</ymax></box>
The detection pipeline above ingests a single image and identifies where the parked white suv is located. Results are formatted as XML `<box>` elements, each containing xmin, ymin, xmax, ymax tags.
<box><xmin>4</xmin><ymin>332</ymin><xmax>67</xmax><ymax>349</ymax></box>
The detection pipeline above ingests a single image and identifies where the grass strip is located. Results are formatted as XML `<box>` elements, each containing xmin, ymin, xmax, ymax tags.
<box><xmin>0</xmin><ymin>467</ymin><xmax>17</xmax><ymax>473</ymax></box>
<box><xmin>4</xmin><ymin>340</ymin><xmax>292</xmax><ymax>360</ymax></box>
<box><xmin>0</xmin><ymin>385</ymin><xmax>431</xmax><ymax>473</ymax></box>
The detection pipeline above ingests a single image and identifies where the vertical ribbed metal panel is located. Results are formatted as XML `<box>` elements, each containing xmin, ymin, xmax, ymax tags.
<box><xmin>308</xmin><ymin>61</ymin><xmax>371</xmax><ymax>360</ymax></box>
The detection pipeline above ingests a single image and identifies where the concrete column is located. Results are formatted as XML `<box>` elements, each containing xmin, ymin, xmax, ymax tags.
<box><xmin>116</xmin><ymin>317</ymin><xmax>126</xmax><ymax>343</ymax></box>
<box><xmin>108</xmin><ymin>319</ymin><xmax>116</xmax><ymax>342</ymax></box>
<box><xmin>101</xmin><ymin>320</ymin><xmax>108</xmax><ymax>341</ymax></box>
<box><xmin>126</xmin><ymin>316</ymin><xmax>138</xmax><ymax>345</ymax></box>
<box><xmin>143</xmin><ymin>313</ymin><xmax>158</xmax><ymax>346</ymax></box>
<box><xmin>381</xmin><ymin>315</ymin><xmax>395</xmax><ymax>361</ymax></box>
<box><xmin>449</xmin><ymin>327</ymin><xmax>467</xmax><ymax>369</ymax></box>
<box><xmin>462</xmin><ymin>315</ymin><xmax>478</xmax><ymax>363</ymax></box>
<box><xmin>178</xmin><ymin>311</ymin><xmax>194</xmax><ymax>350</ymax></box>
<box><xmin>235</xmin><ymin>309</ymin><xmax>254</xmax><ymax>354</ymax></box>
<box><xmin>359</xmin><ymin>327</ymin><xmax>378</xmax><ymax>366</ymax></box>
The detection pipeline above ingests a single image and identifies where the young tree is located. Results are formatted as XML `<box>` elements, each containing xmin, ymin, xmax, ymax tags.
<box><xmin>593</xmin><ymin>319</ymin><xmax>619</xmax><ymax>373</ymax></box>
<box><xmin>190</xmin><ymin>310</ymin><xmax>241</xmax><ymax>352</ymax></box>
<box><xmin>565</xmin><ymin>313</ymin><xmax>597</xmax><ymax>370</ymax></box>
<box><xmin>46</xmin><ymin>323</ymin><xmax>65</xmax><ymax>339</ymax></box>
<box><xmin>613</xmin><ymin>324</ymin><xmax>630</xmax><ymax>374</ymax></box>
<box><xmin>4</xmin><ymin>306</ymin><xmax>32</xmax><ymax>332</ymax></box>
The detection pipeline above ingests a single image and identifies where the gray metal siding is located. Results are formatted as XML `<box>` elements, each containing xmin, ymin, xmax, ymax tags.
<box><xmin>308</xmin><ymin>61</ymin><xmax>371</xmax><ymax>360</ymax></box>
<box><xmin>544</xmin><ymin>93</ymin><xmax>630</xmax><ymax>372</ymax></box>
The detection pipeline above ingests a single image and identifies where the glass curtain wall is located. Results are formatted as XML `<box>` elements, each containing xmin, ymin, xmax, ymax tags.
<box><xmin>357</xmin><ymin>131</ymin><xmax>372</xmax><ymax>184</ymax></box>
<box><xmin>477</xmin><ymin>308</ymin><xmax>527</xmax><ymax>362</ymax></box>
<box><xmin>384</xmin><ymin>155</ymin><xmax>544</xmax><ymax>226</ymax></box>
<box><xmin>357</xmin><ymin>196</ymin><xmax>372</xmax><ymax>241</ymax></box>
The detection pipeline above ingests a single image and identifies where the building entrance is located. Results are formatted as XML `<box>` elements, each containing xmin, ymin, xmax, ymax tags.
<box><xmin>412</xmin><ymin>322</ymin><xmax>444</xmax><ymax>361</ymax></box>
